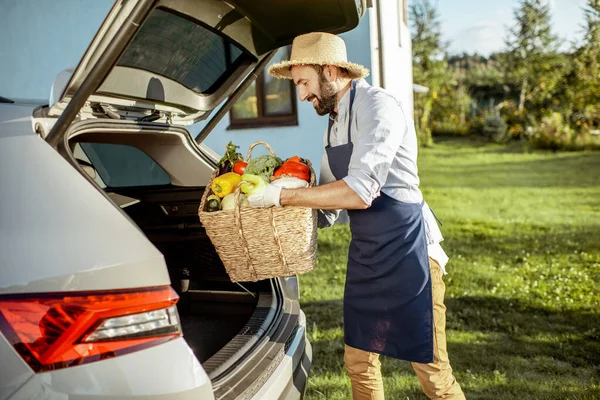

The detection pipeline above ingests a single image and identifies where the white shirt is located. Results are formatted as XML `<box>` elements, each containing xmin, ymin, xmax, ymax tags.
<box><xmin>317</xmin><ymin>79</ymin><xmax>449</xmax><ymax>273</ymax></box>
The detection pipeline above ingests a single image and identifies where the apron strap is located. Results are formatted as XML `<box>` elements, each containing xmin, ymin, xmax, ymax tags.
<box><xmin>347</xmin><ymin>80</ymin><xmax>356</xmax><ymax>143</ymax></box>
<box><xmin>327</xmin><ymin>80</ymin><xmax>358</xmax><ymax>148</ymax></box>
<box><xmin>327</xmin><ymin>116</ymin><xmax>334</xmax><ymax>148</ymax></box>
<box><xmin>429</xmin><ymin>205</ymin><xmax>443</xmax><ymax>227</ymax></box>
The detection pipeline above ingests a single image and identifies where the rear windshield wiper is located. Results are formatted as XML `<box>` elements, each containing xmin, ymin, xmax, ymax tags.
<box><xmin>0</xmin><ymin>96</ymin><xmax>14</xmax><ymax>104</ymax></box>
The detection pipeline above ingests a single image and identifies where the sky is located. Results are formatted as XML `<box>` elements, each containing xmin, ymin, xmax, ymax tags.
<box><xmin>436</xmin><ymin>0</ymin><xmax>589</xmax><ymax>56</ymax></box>
<box><xmin>0</xmin><ymin>0</ymin><xmax>590</xmax><ymax>101</ymax></box>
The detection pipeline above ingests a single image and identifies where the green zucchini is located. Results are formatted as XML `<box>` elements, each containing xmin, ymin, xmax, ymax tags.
<box><xmin>206</xmin><ymin>195</ymin><xmax>221</xmax><ymax>212</ymax></box>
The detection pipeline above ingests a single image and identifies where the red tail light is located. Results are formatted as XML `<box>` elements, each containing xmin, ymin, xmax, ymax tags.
<box><xmin>0</xmin><ymin>286</ymin><xmax>180</xmax><ymax>372</ymax></box>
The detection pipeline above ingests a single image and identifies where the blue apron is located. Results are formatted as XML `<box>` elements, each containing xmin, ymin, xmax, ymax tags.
<box><xmin>326</xmin><ymin>81</ymin><xmax>434</xmax><ymax>363</ymax></box>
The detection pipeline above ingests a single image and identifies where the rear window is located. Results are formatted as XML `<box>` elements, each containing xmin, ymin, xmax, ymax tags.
<box><xmin>80</xmin><ymin>143</ymin><xmax>171</xmax><ymax>188</ymax></box>
<box><xmin>118</xmin><ymin>8</ymin><xmax>249</xmax><ymax>94</ymax></box>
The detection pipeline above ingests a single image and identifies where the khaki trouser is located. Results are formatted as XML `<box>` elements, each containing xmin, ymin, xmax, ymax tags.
<box><xmin>343</xmin><ymin>258</ymin><xmax>465</xmax><ymax>400</ymax></box>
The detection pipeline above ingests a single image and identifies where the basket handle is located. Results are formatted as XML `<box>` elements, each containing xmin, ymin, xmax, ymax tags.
<box><xmin>268</xmin><ymin>208</ymin><xmax>290</xmax><ymax>276</ymax></box>
<box><xmin>233</xmin><ymin>184</ymin><xmax>258</xmax><ymax>280</ymax></box>
<box><xmin>246</xmin><ymin>141</ymin><xmax>277</xmax><ymax>162</ymax></box>
<box><xmin>232</xmin><ymin>182</ymin><xmax>289</xmax><ymax>279</ymax></box>
<box><xmin>199</xmin><ymin>168</ymin><xmax>219</xmax><ymax>212</ymax></box>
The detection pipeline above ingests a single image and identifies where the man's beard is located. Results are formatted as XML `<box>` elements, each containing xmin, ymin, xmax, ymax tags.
<box><xmin>307</xmin><ymin>73</ymin><xmax>338</xmax><ymax>116</ymax></box>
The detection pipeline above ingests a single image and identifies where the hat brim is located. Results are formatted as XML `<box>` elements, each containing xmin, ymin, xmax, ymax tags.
<box><xmin>267</xmin><ymin>59</ymin><xmax>370</xmax><ymax>80</ymax></box>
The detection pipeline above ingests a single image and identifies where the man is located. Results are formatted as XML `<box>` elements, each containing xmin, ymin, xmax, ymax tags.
<box><xmin>248</xmin><ymin>32</ymin><xmax>465</xmax><ymax>400</ymax></box>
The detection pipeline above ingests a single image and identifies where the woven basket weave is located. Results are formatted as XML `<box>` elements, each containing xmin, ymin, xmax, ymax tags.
<box><xmin>198</xmin><ymin>141</ymin><xmax>317</xmax><ymax>282</ymax></box>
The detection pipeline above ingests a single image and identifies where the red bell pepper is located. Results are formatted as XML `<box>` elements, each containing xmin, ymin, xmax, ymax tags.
<box><xmin>274</xmin><ymin>160</ymin><xmax>310</xmax><ymax>181</ymax></box>
<box><xmin>286</xmin><ymin>155</ymin><xmax>310</xmax><ymax>164</ymax></box>
<box><xmin>286</xmin><ymin>155</ymin><xmax>302</xmax><ymax>163</ymax></box>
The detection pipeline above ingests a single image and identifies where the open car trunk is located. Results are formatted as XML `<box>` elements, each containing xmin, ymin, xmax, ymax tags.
<box><xmin>62</xmin><ymin>120</ymin><xmax>293</xmax><ymax>386</ymax></box>
<box><xmin>66</xmin><ymin>122</ymin><xmax>307</xmax><ymax>399</ymax></box>
<box><xmin>33</xmin><ymin>115</ymin><xmax>314</xmax><ymax>399</ymax></box>
<box><xmin>112</xmin><ymin>184</ymin><xmax>277</xmax><ymax>375</ymax></box>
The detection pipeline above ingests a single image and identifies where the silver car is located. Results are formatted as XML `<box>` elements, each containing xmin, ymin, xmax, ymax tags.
<box><xmin>0</xmin><ymin>0</ymin><xmax>365</xmax><ymax>399</ymax></box>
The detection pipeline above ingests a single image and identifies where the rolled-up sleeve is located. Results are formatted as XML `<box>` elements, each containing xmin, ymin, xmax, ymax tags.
<box><xmin>342</xmin><ymin>93</ymin><xmax>405</xmax><ymax>206</ymax></box>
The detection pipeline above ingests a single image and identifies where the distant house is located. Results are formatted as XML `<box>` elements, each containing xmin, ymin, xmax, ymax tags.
<box><xmin>199</xmin><ymin>0</ymin><xmax>414</xmax><ymax>177</ymax></box>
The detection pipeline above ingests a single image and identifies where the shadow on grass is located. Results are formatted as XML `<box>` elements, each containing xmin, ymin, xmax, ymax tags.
<box><xmin>425</xmin><ymin>153</ymin><xmax>600</xmax><ymax>189</ymax></box>
<box><xmin>445</xmin><ymin>296</ymin><xmax>600</xmax><ymax>364</ymax></box>
<box><xmin>444</xmin><ymin>222</ymin><xmax>600</xmax><ymax>256</ymax></box>
<box><xmin>303</xmin><ymin>297</ymin><xmax>600</xmax><ymax>365</ymax></box>
<box><xmin>433</xmin><ymin>135</ymin><xmax>531</xmax><ymax>154</ymax></box>
<box><xmin>303</xmin><ymin>295</ymin><xmax>600</xmax><ymax>399</ymax></box>
<box><xmin>302</xmin><ymin>299</ymin><xmax>344</xmax><ymax>332</ymax></box>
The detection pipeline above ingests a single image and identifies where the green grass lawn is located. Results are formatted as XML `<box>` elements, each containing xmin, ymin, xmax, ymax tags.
<box><xmin>300</xmin><ymin>137</ymin><xmax>600</xmax><ymax>400</ymax></box>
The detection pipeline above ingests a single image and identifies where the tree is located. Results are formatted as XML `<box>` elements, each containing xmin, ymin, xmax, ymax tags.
<box><xmin>448</xmin><ymin>54</ymin><xmax>507</xmax><ymax>116</ymax></box>
<box><xmin>505</xmin><ymin>0</ymin><xmax>563</xmax><ymax>115</ymax></box>
<box><xmin>569</xmin><ymin>0</ymin><xmax>600</xmax><ymax>125</ymax></box>
<box><xmin>410</xmin><ymin>0</ymin><xmax>451</xmax><ymax>145</ymax></box>
<box><xmin>411</xmin><ymin>0</ymin><xmax>444</xmax><ymax>73</ymax></box>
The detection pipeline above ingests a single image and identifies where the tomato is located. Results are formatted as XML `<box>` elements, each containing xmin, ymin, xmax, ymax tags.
<box><xmin>233</xmin><ymin>161</ymin><xmax>247</xmax><ymax>175</ymax></box>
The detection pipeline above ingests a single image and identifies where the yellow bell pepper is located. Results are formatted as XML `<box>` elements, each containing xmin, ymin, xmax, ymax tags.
<box><xmin>211</xmin><ymin>172</ymin><xmax>241</xmax><ymax>198</ymax></box>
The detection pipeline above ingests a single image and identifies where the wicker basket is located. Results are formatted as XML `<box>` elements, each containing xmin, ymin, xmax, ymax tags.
<box><xmin>198</xmin><ymin>141</ymin><xmax>317</xmax><ymax>282</ymax></box>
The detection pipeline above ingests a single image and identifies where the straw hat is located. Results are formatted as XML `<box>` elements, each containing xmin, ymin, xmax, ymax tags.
<box><xmin>268</xmin><ymin>32</ymin><xmax>369</xmax><ymax>80</ymax></box>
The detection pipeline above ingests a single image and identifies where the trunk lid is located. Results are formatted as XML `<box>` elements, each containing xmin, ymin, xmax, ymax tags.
<box><xmin>47</xmin><ymin>0</ymin><xmax>365</xmax><ymax>128</ymax></box>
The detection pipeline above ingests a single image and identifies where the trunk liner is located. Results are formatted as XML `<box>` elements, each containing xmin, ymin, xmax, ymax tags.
<box><xmin>180</xmin><ymin>296</ymin><xmax>256</xmax><ymax>363</ymax></box>
<box><xmin>179</xmin><ymin>290</ymin><xmax>268</xmax><ymax>366</ymax></box>
<box><xmin>181</xmin><ymin>309</ymin><xmax>253</xmax><ymax>363</ymax></box>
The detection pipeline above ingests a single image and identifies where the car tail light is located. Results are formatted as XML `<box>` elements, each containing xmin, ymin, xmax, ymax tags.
<box><xmin>0</xmin><ymin>286</ymin><xmax>180</xmax><ymax>372</ymax></box>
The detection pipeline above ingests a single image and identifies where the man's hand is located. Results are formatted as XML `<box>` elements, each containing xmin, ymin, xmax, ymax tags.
<box><xmin>247</xmin><ymin>184</ymin><xmax>282</xmax><ymax>208</ymax></box>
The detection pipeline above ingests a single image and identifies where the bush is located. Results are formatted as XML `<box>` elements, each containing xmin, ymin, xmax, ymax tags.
<box><xmin>416</xmin><ymin>126</ymin><xmax>434</xmax><ymax>147</ymax></box>
<box><xmin>528</xmin><ymin>112</ymin><xmax>573</xmax><ymax>150</ymax></box>
<box><xmin>498</xmin><ymin>100</ymin><xmax>535</xmax><ymax>140</ymax></box>
<box><xmin>469</xmin><ymin>116</ymin><xmax>485</xmax><ymax>136</ymax></box>
<box><xmin>431</xmin><ymin>120</ymin><xmax>470</xmax><ymax>136</ymax></box>
<box><xmin>483</xmin><ymin>115</ymin><xmax>508</xmax><ymax>142</ymax></box>
<box><xmin>570</xmin><ymin>130</ymin><xmax>600</xmax><ymax>151</ymax></box>
<box><xmin>507</xmin><ymin>123</ymin><xmax>526</xmax><ymax>138</ymax></box>
<box><xmin>468</xmin><ymin>112</ymin><xmax>509</xmax><ymax>142</ymax></box>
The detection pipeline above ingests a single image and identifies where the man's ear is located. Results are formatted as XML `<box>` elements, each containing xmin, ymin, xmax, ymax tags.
<box><xmin>324</xmin><ymin>65</ymin><xmax>336</xmax><ymax>82</ymax></box>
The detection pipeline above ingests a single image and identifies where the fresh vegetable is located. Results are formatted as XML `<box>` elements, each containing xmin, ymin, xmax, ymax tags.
<box><xmin>240</xmin><ymin>194</ymin><xmax>250</xmax><ymax>207</ymax></box>
<box><xmin>233</xmin><ymin>161</ymin><xmax>248</xmax><ymax>175</ymax></box>
<box><xmin>285</xmin><ymin>155</ymin><xmax>310</xmax><ymax>165</ymax></box>
<box><xmin>273</xmin><ymin>160</ymin><xmax>310</xmax><ymax>181</ymax></box>
<box><xmin>245</xmin><ymin>155</ymin><xmax>283</xmax><ymax>181</ymax></box>
<box><xmin>221</xmin><ymin>194</ymin><xmax>235</xmax><ymax>211</ymax></box>
<box><xmin>271</xmin><ymin>177</ymin><xmax>309</xmax><ymax>189</ymax></box>
<box><xmin>211</xmin><ymin>172</ymin><xmax>241</xmax><ymax>198</ymax></box>
<box><xmin>240</xmin><ymin>173</ymin><xmax>267</xmax><ymax>195</ymax></box>
<box><xmin>206</xmin><ymin>195</ymin><xmax>221</xmax><ymax>212</ymax></box>
<box><xmin>221</xmin><ymin>193</ymin><xmax>249</xmax><ymax>211</ymax></box>
<box><xmin>217</xmin><ymin>141</ymin><xmax>244</xmax><ymax>174</ymax></box>
<box><xmin>288</xmin><ymin>160</ymin><xmax>309</xmax><ymax>173</ymax></box>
